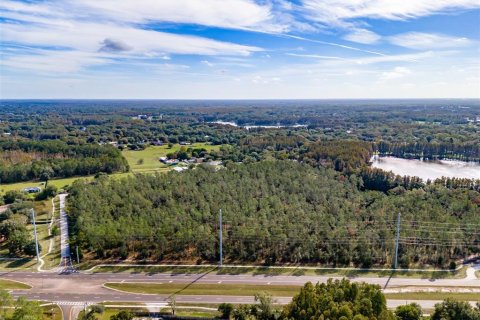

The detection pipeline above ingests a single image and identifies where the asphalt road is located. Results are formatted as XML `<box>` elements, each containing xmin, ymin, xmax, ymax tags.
<box><xmin>2</xmin><ymin>269</ymin><xmax>478</xmax><ymax>320</ymax></box>
<box><xmin>2</xmin><ymin>269</ymin><xmax>479</xmax><ymax>309</ymax></box>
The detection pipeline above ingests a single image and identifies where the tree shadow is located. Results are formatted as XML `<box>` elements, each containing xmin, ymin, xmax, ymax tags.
<box><xmin>168</xmin><ymin>266</ymin><xmax>219</xmax><ymax>298</ymax></box>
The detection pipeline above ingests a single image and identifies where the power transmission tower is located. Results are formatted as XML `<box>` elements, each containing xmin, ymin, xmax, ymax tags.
<box><xmin>31</xmin><ymin>209</ymin><xmax>40</xmax><ymax>263</ymax></box>
<box><xmin>394</xmin><ymin>212</ymin><xmax>401</xmax><ymax>269</ymax></box>
<box><xmin>219</xmin><ymin>209</ymin><xmax>223</xmax><ymax>267</ymax></box>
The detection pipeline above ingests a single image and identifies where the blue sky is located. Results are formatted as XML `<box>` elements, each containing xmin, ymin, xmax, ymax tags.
<box><xmin>0</xmin><ymin>0</ymin><xmax>479</xmax><ymax>99</ymax></box>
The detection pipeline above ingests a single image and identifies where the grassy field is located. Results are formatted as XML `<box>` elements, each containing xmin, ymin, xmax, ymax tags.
<box><xmin>90</xmin><ymin>264</ymin><xmax>467</xmax><ymax>279</ymax></box>
<box><xmin>0</xmin><ymin>279</ymin><xmax>31</xmax><ymax>290</ymax></box>
<box><xmin>0</xmin><ymin>143</ymin><xmax>222</xmax><ymax>194</ymax></box>
<box><xmin>105</xmin><ymin>282</ymin><xmax>300</xmax><ymax>296</ymax></box>
<box><xmin>0</xmin><ymin>176</ymin><xmax>94</xmax><ymax>194</ymax></box>
<box><xmin>385</xmin><ymin>292</ymin><xmax>480</xmax><ymax>301</ymax></box>
<box><xmin>122</xmin><ymin>143</ymin><xmax>221</xmax><ymax>173</ymax></box>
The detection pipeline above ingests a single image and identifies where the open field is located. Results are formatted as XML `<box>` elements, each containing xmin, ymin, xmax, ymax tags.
<box><xmin>89</xmin><ymin>264</ymin><xmax>467</xmax><ymax>279</ymax></box>
<box><xmin>122</xmin><ymin>143</ymin><xmax>222</xmax><ymax>172</ymax></box>
<box><xmin>0</xmin><ymin>278</ymin><xmax>31</xmax><ymax>290</ymax></box>
<box><xmin>385</xmin><ymin>292</ymin><xmax>480</xmax><ymax>301</ymax></box>
<box><xmin>0</xmin><ymin>143</ymin><xmax>222</xmax><ymax>194</ymax></box>
<box><xmin>0</xmin><ymin>176</ymin><xmax>94</xmax><ymax>194</ymax></box>
<box><xmin>105</xmin><ymin>282</ymin><xmax>300</xmax><ymax>296</ymax></box>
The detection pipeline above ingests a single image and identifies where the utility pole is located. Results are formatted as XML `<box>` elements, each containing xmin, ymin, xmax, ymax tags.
<box><xmin>76</xmin><ymin>246</ymin><xmax>80</xmax><ymax>264</ymax></box>
<box><xmin>31</xmin><ymin>209</ymin><xmax>40</xmax><ymax>263</ymax></box>
<box><xmin>219</xmin><ymin>209</ymin><xmax>223</xmax><ymax>267</ymax></box>
<box><xmin>394</xmin><ymin>212</ymin><xmax>401</xmax><ymax>269</ymax></box>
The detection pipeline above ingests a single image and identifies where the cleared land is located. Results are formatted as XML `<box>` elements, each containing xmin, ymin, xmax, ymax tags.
<box><xmin>0</xmin><ymin>278</ymin><xmax>31</xmax><ymax>290</ymax></box>
<box><xmin>0</xmin><ymin>143</ymin><xmax>222</xmax><ymax>194</ymax></box>
<box><xmin>122</xmin><ymin>143</ymin><xmax>221</xmax><ymax>173</ymax></box>
<box><xmin>105</xmin><ymin>282</ymin><xmax>300</xmax><ymax>296</ymax></box>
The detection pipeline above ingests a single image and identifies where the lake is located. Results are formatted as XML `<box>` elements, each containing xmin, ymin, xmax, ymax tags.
<box><xmin>370</xmin><ymin>156</ymin><xmax>480</xmax><ymax>180</ymax></box>
<box><xmin>211</xmin><ymin>121</ymin><xmax>307</xmax><ymax>130</ymax></box>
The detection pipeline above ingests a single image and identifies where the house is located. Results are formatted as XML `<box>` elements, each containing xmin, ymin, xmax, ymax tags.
<box><xmin>23</xmin><ymin>187</ymin><xmax>41</xmax><ymax>193</ymax></box>
<box><xmin>165</xmin><ymin>159</ymin><xmax>179</xmax><ymax>165</ymax></box>
<box><xmin>159</xmin><ymin>156</ymin><xmax>168</xmax><ymax>163</ymax></box>
<box><xmin>179</xmin><ymin>141</ymin><xmax>191</xmax><ymax>145</ymax></box>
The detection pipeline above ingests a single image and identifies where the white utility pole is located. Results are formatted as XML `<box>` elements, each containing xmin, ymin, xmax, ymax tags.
<box><xmin>394</xmin><ymin>212</ymin><xmax>401</xmax><ymax>269</ymax></box>
<box><xmin>31</xmin><ymin>209</ymin><xmax>40</xmax><ymax>263</ymax></box>
<box><xmin>219</xmin><ymin>209</ymin><xmax>223</xmax><ymax>267</ymax></box>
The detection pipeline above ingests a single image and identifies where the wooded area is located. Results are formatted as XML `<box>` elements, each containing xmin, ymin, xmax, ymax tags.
<box><xmin>68</xmin><ymin>161</ymin><xmax>480</xmax><ymax>267</ymax></box>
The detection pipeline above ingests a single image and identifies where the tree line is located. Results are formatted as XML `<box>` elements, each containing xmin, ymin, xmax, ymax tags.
<box><xmin>0</xmin><ymin>139</ymin><xmax>128</xmax><ymax>183</ymax></box>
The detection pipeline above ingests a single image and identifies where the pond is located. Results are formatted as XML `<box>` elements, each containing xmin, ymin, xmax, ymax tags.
<box><xmin>370</xmin><ymin>156</ymin><xmax>480</xmax><ymax>181</ymax></box>
<box><xmin>210</xmin><ymin>121</ymin><xmax>307</xmax><ymax>130</ymax></box>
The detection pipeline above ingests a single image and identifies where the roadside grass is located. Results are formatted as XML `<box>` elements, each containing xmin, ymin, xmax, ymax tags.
<box><xmin>1</xmin><ymin>197</ymin><xmax>61</xmax><ymax>271</ymax></box>
<box><xmin>3</xmin><ymin>303</ymin><xmax>61</xmax><ymax>320</ymax></box>
<box><xmin>0</xmin><ymin>278</ymin><xmax>31</xmax><ymax>290</ymax></box>
<box><xmin>385</xmin><ymin>292</ymin><xmax>480</xmax><ymax>301</ymax></box>
<box><xmin>78</xmin><ymin>307</ymin><xmax>149</xmax><ymax>320</ymax></box>
<box><xmin>123</xmin><ymin>143</ymin><xmax>222</xmax><ymax>172</ymax></box>
<box><xmin>90</xmin><ymin>264</ymin><xmax>466</xmax><ymax>280</ymax></box>
<box><xmin>41</xmin><ymin>304</ymin><xmax>63</xmax><ymax>320</ymax></box>
<box><xmin>81</xmin><ymin>305</ymin><xmax>219</xmax><ymax>320</ymax></box>
<box><xmin>171</xmin><ymin>308</ymin><xmax>220</xmax><ymax>318</ymax></box>
<box><xmin>0</xmin><ymin>258</ymin><xmax>37</xmax><ymax>271</ymax></box>
<box><xmin>105</xmin><ymin>282</ymin><xmax>304</xmax><ymax>296</ymax></box>
<box><xmin>33</xmin><ymin>199</ymin><xmax>53</xmax><ymax>219</ymax></box>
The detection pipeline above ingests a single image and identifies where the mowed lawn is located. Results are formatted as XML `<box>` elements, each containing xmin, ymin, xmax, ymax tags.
<box><xmin>122</xmin><ymin>143</ymin><xmax>222</xmax><ymax>173</ymax></box>
<box><xmin>105</xmin><ymin>282</ymin><xmax>300</xmax><ymax>297</ymax></box>
<box><xmin>0</xmin><ymin>176</ymin><xmax>94</xmax><ymax>194</ymax></box>
<box><xmin>0</xmin><ymin>279</ymin><xmax>31</xmax><ymax>290</ymax></box>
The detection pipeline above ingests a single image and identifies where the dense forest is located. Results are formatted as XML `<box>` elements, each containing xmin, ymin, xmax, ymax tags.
<box><xmin>68</xmin><ymin>161</ymin><xmax>480</xmax><ymax>267</ymax></box>
<box><xmin>0</xmin><ymin>139</ymin><xmax>129</xmax><ymax>183</ymax></box>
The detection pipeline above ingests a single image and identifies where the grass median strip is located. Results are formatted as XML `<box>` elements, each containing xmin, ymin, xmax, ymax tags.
<box><xmin>0</xmin><ymin>279</ymin><xmax>31</xmax><ymax>290</ymax></box>
<box><xmin>385</xmin><ymin>292</ymin><xmax>480</xmax><ymax>301</ymax></box>
<box><xmin>105</xmin><ymin>282</ymin><xmax>301</xmax><ymax>296</ymax></box>
<box><xmin>92</xmin><ymin>265</ymin><xmax>466</xmax><ymax>279</ymax></box>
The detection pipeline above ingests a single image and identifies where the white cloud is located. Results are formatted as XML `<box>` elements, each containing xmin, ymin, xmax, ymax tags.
<box><xmin>201</xmin><ymin>60</ymin><xmax>215</xmax><ymax>67</ymax></box>
<box><xmin>381</xmin><ymin>66</ymin><xmax>412</xmax><ymax>80</ymax></box>
<box><xmin>287</xmin><ymin>51</ymin><xmax>443</xmax><ymax>65</ymax></box>
<box><xmin>286</xmin><ymin>53</ymin><xmax>346</xmax><ymax>60</ymax></box>
<box><xmin>302</xmin><ymin>0</ymin><xmax>480</xmax><ymax>22</ymax></box>
<box><xmin>0</xmin><ymin>0</ymin><xmax>287</xmax><ymax>33</ymax></box>
<box><xmin>343</xmin><ymin>29</ymin><xmax>381</xmax><ymax>44</ymax></box>
<box><xmin>388</xmin><ymin>32</ymin><xmax>473</xmax><ymax>49</ymax></box>
<box><xmin>0</xmin><ymin>0</ymin><xmax>264</xmax><ymax>73</ymax></box>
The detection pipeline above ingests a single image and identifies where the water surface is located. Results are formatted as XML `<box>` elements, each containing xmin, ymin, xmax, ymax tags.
<box><xmin>371</xmin><ymin>156</ymin><xmax>480</xmax><ymax>180</ymax></box>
